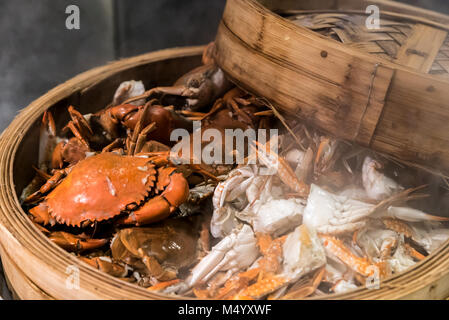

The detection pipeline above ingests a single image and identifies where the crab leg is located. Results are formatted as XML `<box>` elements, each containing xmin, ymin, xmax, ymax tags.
<box><xmin>49</xmin><ymin>231</ymin><xmax>108</xmax><ymax>252</ymax></box>
<box><xmin>148</xmin><ymin>279</ymin><xmax>181</xmax><ymax>291</ymax></box>
<box><xmin>200</xmin><ymin>98</ymin><xmax>224</xmax><ymax>121</ymax></box>
<box><xmin>63</xmin><ymin>106</ymin><xmax>93</xmax><ymax>147</ymax></box>
<box><xmin>381</xmin><ymin>217</ymin><xmax>414</xmax><ymax>238</ymax></box>
<box><xmin>138</xmin><ymin>249</ymin><xmax>177</xmax><ymax>281</ymax></box>
<box><xmin>231</xmin><ymin>274</ymin><xmax>288</xmax><ymax>300</ymax></box>
<box><xmin>385</xmin><ymin>206</ymin><xmax>449</xmax><ymax>222</ymax></box>
<box><xmin>254</xmin><ymin>110</ymin><xmax>274</xmax><ymax>117</ymax></box>
<box><xmin>212</xmin><ymin>268</ymin><xmax>261</xmax><ymax>300</ymax></box>
<box><xmin>24</xmin><ymin>168</ymin><xmax>70</xmax><ymax>204</ymax></box>
<box><xmin>279</xmin><ymin>267</ymin><xmax>325</xmax><ymax>300</ymax></box>
<box><xmin>369</xmin><ymin>185</ymin><xmax>429</xmax><ymax>216</ymax></box>
<box><xmin>256</xmin><ymin>233</ymin><xmax>286</xmax><ymax>275</ymax></box>
<box><xmin>33</xmin><ymin>165</ymin><xmax>52</xmax><ymax>180</ymax></box>
<box><xmin>102</xmin><ymin>138</ymin><xmax>125</xmax><ymax>153</ymax></box>
<box><xmin>65</xmin><ymin>121</ymin><xmax>89</xmax><ymax>148</ymax></box>
<box><xmin>404</xmin><ymin>243</ymin><xmax>426</xmax><ymax>261</ymax></box>
<box><xmin>80</xmin><ymin>257</ymin><xmax>127</xmax><ymax>278</ymax></box>
<box><xmin>213</xmin><ymin>234</ymin><xmax>287</xmax><ymax>300</ymax></box>
<box><xmin>68</xmin><ymin>106</ymin><xmax>93</xmax><ymax>136</ymax></box>
<box><xmin>39</xmin><ymin>111</ymin><xmax>57</xmax><ymax>168</ymax></box>
<box><xmin>252</xmin><ymin>141</ymin><xmax>309</xmax><ymax>198</ymax></box>
<box><xmin>320</xmin><ymin>234</ymin><xmax>387</xmax><ymax>278</ymax></box>
<box><xmin>128</xmin><ymin>103</ymin><xmax>150</xmax><ymax>155</ymax></box>
<box><xmin>314</xmin><ymin>137</ymin><xmax>339</xmax><ymax>174</ymax></box>
<box><xmin>124</xmin><ymin>86</ymin><xmax>187</xmax><ymax>105</ymax></box>
<box><xmin>118</xmin><ymin>168</ymin><xmax>189</xmax><ymax>226</ymax></box>
<box><xmin>134</xmin><ymin>122</ymin><xmax>157</xmax><ymax>155</ymax></box>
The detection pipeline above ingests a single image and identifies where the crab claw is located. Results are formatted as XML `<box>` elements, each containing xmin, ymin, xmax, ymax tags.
<box><xmin>49</xmin><ymin>231</ymin><xmax>108</xmax><ymax>252</ymax></box>
<box><xmin>118</xmin><ymin>168</ymin><xmax>189</xmax><ymax>226</ymax></box>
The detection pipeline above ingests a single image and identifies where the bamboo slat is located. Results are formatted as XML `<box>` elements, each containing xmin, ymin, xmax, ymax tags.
<box><xmin>394</xmin><ymin>24</ymin><xmax>447</xmax><ymax>72</ymax></box>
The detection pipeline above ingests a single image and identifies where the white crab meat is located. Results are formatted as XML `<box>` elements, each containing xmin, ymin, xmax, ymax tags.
<box><xmin>112</xmin><ymin>80</ymin><xmax>146</xmax><ymax>106</ymax></box>
<box><xmin>338</xmin><ymin>187</ymin><xmax>370</xmax><ymax>202</ymax></box>
<box><xmin>211</xmin><ymin>165</ymin><xmax>285</xmax><ymax>238</ymax></box>
<box><xmin>285</xmin><ymin>148</ymin><xmax>305</xmax><ymax>166</ymax></box>
<box><xmin>282</xmin><ymin>225</ymin><xmax>326</xmax><ymax>281</ymax></box>
<box><xmin>210</xmin><ymin>206</ymin><xmax>241</xmax><ymax>238</ymax></box>
<box><xmin>303</xmin><ymin>184</ymin><xmax>375</xmax><ymax>234</ymax></box>
<box><xmin>355</xmin><ymin>227</ymin><xmax>398</xmax><ymax>260</ymax></box>
<box><xmin>323</xmin><ymin>257</ymin><xmax>349</xmax><ymax>283</ymax></box>
<box><xmin>322</xmin><ymin>256</ymin><xmax>358</xmax><ymax>293</ymax></box>
<box><xmin>362</xmin><ymin>156</ymin><xmax>403</xmax><ymax>201</ymax></box>
<box><xmin>410</xmin><ymin>222</ymin><xmax>449</xmax><ymax>253</ymax></box>
<box><xmin>387</xmin><ymin>236</ymin><xmax>416</xmax><ymax>274</ymax></box>
<box><xmin>187</xmin><ymin>224</ymin><xmax>259</xmax><ymax>287</ymax></box>
<box><xmin>236</xmin><ymin>199</ymin><xmax>304</xmax><ymax>236</ymax></box>
<box><xmin>210</xmin><ymin>166</ymin><xmax>257</xmax><ymax>237</ymax></box>
<box><xmin>333</xmin><ymin>280</ymin><xmax>358</xmax><ymax>294</ymax></box>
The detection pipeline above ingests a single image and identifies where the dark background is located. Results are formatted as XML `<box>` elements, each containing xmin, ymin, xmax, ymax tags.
<box><xmin>1</xmin><ymin>0</ymin><xmax>449</xmax><ymax>133</ymax></box>
<box><xmin>0</xmin><ymin>0</ymin><xmax>227</xmax><ymax>132</ymax></box>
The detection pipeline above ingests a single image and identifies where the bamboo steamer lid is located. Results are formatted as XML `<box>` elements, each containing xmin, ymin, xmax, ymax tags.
<box><xmin>214</xmin><ymin>0</ymin><xmax>449</xmax><ymax>178</ymax></box>
<box><xmin>0</xmin><ymin>46</ymin><xmax>449</xmax><ymax>299</ymax></box>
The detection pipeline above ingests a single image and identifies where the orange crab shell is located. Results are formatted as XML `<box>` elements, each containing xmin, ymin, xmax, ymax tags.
<box><xmin>45</xmin><ymin>153</ymin><xmax>157</xmax><ymax>226</ymax></box>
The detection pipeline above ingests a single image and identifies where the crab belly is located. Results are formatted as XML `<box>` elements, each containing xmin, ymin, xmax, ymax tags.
<box><xmin>45</xmin><ymin>153</ymin><xmax>156</xmax><ymax>226</ymax></box>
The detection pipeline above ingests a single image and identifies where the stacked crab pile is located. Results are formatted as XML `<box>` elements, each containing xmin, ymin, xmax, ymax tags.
<box><xmin>21</xmin><ymin>44</ymin><xmax>276</xmax><ymax>290</ymax></box>
<box><xmin>21</xmin><ymin>44</ymin><xmax>449</xmax><ymax>299</ymax></box>
<box><xmin>177</xmin><ymin>138</ymin><xmax>449</xmax><ymax>299</ymax></box>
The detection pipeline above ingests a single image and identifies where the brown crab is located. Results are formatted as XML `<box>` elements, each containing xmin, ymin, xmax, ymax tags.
<box><xmin>110</xmin><ymin>217</ymin><xmax>202</xmax><ymax>282</ymax></box>
<box><xmin>124</xmin><ymin>43</ymin><xmax>233</xmax><ymax>112</ymax></box>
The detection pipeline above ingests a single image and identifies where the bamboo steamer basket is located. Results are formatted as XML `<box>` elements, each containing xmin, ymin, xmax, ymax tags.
<box><xmin>214</xmin><ymin>0</ymin><xmax>449</xmax><ymax>178</ymax></box>
<box><xmin>0</xmin><ymin>47</ymin><xmax>203</xmax><ymax>300</ymax></box>
<box><xmin>0</xmin><ymin>45</ymin><xmax>449</xmax><ymax>300</ymax></box>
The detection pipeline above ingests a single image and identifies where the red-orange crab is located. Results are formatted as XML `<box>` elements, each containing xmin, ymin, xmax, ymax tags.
<box><xmin>29</xmin><ymin>152</ymin><xmax>189</xmax><ymax>228</ymax></box>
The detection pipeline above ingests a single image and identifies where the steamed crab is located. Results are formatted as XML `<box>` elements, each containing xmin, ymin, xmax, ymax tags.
<box><xmin>124</xmin><ymin>42</ymin><xmax>233</xmax><ymax>112</ymax></box>
<box><xmin>110</xmin><ymin>217</ymin><xmax>203</xmax><ymax>283</ymax></box>
<box><xmin>27</xmin><ymin>152</ymin><xmax>189</xmax><ymax>236</ymax></box>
